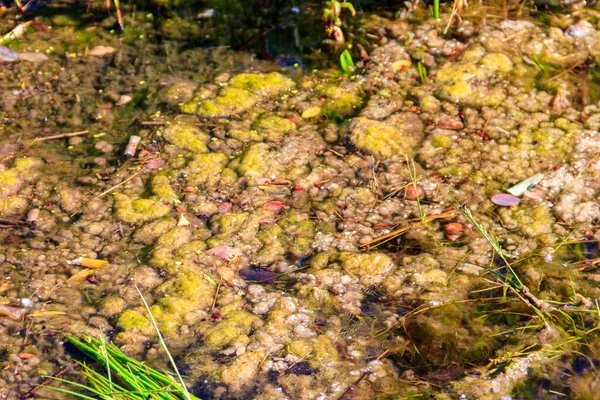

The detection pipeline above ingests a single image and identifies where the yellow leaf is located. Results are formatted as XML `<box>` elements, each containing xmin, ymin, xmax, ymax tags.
<box><xmin>28</xmin><ymin>311</ymin><xmax>68</xmax><ymax>318</ymax></box>
<box><xmin>67</xmin><ymin>269</ymin><xmax>96</xmax><ymax>282</ymax></box>
<box><xmin>392</xmin><ymin>59</ymin><xmax>412</xmax><ymax>72</ymax></box>
<box><xmin>80</xmin><ymin>258</ymin><xmax>108</xmax><ymax>269</ymax></box>
<box><xmin>302</xmin><ymin>107</ymin><xmax>321</xmax><ymax>119</ymax></box>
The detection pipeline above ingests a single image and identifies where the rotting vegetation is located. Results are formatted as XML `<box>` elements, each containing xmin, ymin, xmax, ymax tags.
<box><xmin>2</xmin><ymin>0</ymin><xmax>600</xmax><ymax>399</ymax></box>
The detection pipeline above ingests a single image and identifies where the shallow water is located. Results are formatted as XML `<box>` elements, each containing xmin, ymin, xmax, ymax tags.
<box><xmin>1</xmin><ymin>0</ymin><xmax>600</xmax><ymax>399</ymax></box>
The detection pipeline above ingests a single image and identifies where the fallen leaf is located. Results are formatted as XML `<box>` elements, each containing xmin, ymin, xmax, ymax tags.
<box><xmin>301</xmin><ymin>106</ymin><xmax>321</xmax><ymax>119</ymax></box>
<box><xmin>0</xmin><ymin>282</ymin><xmax>10</xmax><ymax>293</ymax></box>
<box><xmin>0</xmin><ymin>305</ymin><xmax>24</xmax><ymax>319</ymax></box>
<box><xmin>116</xmin><ymin>94</ymin><xmax>133</xmax><ymax>106</ymax></box>
<box><xmin>216</xmin><ymin>266</ymin><xmax>235</xmax><ymax>282</ymax></box>
<box><xmin>89</xmin><ymin>45</ymin><xmax>117</xmax><ymax>57</ymax></box>
<box><xmin>66</xmin><ymin>269</ymin><xmax>96</xmax><ymax>283</ymax></box>
<box><xmin>145</xmin><ymin>158</ymin><xmax>165</xmax><ymax>170</ymax></box>
<box><xmin>437</xmin><ymin>116</ymin><xmax>464</xmax><ymax>130</ymax></box>
<box><xmin>392</xmin><ymin>59</ymin><xmax>412</xmax><ymax>72</ymax></box>
<box><xmin>524</xmin><ymin>190</ymin><xmax>544</xmax><ymax>200</ymax></box>
<box><xmin>255</xmin><ymin>177</ymin><xmax>272</xmax><ymax>185</ymax></box>
<box><xmin>206</xmin><ymin>246</ymin><xmax>243</xmax><ymax>262</ymax></box>
<box><xmin>19</xmin><ymin>353</ymin><xmax>35</xmax><ymax>359</ymax></box>
<box><xmin>177</xmin><ymin>214</ymin><xmax>190</xmax><ymax>226</ymax></box>
<box><xmin>28</xmin><ymin>311</ymin><xmax>67</xmax><ymax>317</ymax></box>
<box><xmin>30</xmin><ymin>22</ymin><xmax>51</xmax><ymax>33</ymax></box>
<box><xmin>18</xmin><ymin>52</ymin><xmax>48</xmax><ymax>62</ymax></box>
<box><xmin>262</xmin><ymin>200</ymin><xmax>286</xmax><ymax>211</ymax></box>
<box><xmin>491</xmin><ymin>193</ymin><xmax>521</xmax><ymax>207</ymax></box>
<box><xmin>239</xmin><ymin>268</ymin><xmax>278</xmax><ymax>285</ymax></box>
<box><xmin>218</xmin><ymin>202</ymin><xmax>232</xmax><ymax>213</ymax></box>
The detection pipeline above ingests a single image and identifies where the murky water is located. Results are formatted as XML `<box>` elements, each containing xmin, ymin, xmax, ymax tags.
<box><xmin>1</xmin><ymin>0</ymin><xmax>600</xmax><ymax>399</ymax></box>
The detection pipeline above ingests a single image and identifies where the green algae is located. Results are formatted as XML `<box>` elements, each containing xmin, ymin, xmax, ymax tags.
<box><xmin>287</xmin><ymin>335</ymin><xmax>339</xmax><ymax>367</ymax></box>
<box><xmin>132</xmin><ymin>217</ymin><xmax>177</xmax><ymax>245</ymax></box>
<box><xmin>186</xmin><ymin>152</ymin><xmax>232</xmax><ymax>187</ymax></box>
<box><xmin>220</xmin><ymin>350</ymin><xmax>267</xmax><ymax>392</ymax></box>
<box><xmin>236</xmin><ymin>143</ymin><xmax>272</xmax><ymax>177</ymax></box>
<box><xmin>278</xmin><ymin>214</ymin><xmax>315</xmax><ymax>258</ymax></box>
<box><xmin>151</xmin><ymin>175</ymin><xmax>180</xmax><ymax>203</ymax></box>
<box><xmin>500</xmin><ymin>204</ymin><xmax>555</xmax><ymax>237</ymax></box>
<box><xmin>150</xmin><ymin>271</ymin><xmax>215</xmax><ymax>337</ymax></box>
<box><xmin>336</xmin><ymin>252</ymin><xmax>395</xmax><ymax>285</ymax></box>
<box><xmin>346</xmin><ymin>117</ymin><xmax>421</xmax><ymax>158</ymax></box>
<box><xmin>252</xmin><ymin>114</ymin><xmax>297</xmax><ymax>141</ymax></box>
<box><xmin>192</xmin><ymin>87</ymin><xmax>260</xmax><ymax>118</ymax></box>
<box><xmin>115</xmin><ymin>310</ymin><xmax>154</xmax><ymax>335</ymax></box>
<box><xmin>113</xmin><ymin>193</ymin><xmax>172</xmax><ymax>224</ymax></box>
<box><xmin>162</xmin><ymin>123</ymin><xmax>210</xmax><ymax>153</ymax></box>
<box><xmin>322</xmin><ymin>83</ymin><xmax>363</xmax><ymax>118</ymax></box>
<box><xmin>229</xmin><ymin>72</ymin><xmax>296</xmax><ymax>96</ymax></box>
<box><xmin>0</xmin><ymin>196</ymin><xmax>28</xmax><ymax>217</ymax></box>
<box><xmin>203</xmin><ymin>310</ymin><xmax>261</xmax><ymax>350</ymax></box>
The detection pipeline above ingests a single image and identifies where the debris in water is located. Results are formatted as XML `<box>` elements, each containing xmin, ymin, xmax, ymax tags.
<box><xmin>262</xmin><ymin>200</ymin><xmax>286</xmax><ymax>211</ymax></box>
<box><xmin>0</xmin><ymin>305</ymin><xmax>24</xmax><ymax>320</ymax></box>
<box><xmin>444</xmin><ymin>222</ymin><xmax>463</xmax><ymax>235</ymax></box>
<box><xmin>0</xmin><ymin>45</ymin><xmax>18</xmax><ymax>62</ymax></box>
<box><xmin>177</xmin><ymin>214</ymin><xmax>190</xmax><ymax>226</ymax></box>
<box><xmin>116</xmin><ymin>94</ymin><xmax>133</xmax><ymax>106</ymax></box>
<box><xmin>18</xmin><ymin>52</ymin><xmax>48</xmax><ymax>62</ymax></box>
<box><xmin>392</xmin><ymin>59</ymin><xmax>411</xmax><ymax>72</ymax></box>
<box><xmin>549</xmin><ymin>90</ymin><xmax>571</xmax><ymax>113</ymax></box>
<box><xmin>88</xmin><ymin>45</ymin><xmax>117</xmax><ymax>57</ymax></box>
<box><xmin>523</xmin><ymin>190</ymin><xmax>544</xmax><ymax>200</ymax></box>
<box><xmin>302</xmin><ymin>107</ymin><xmax>322</xmax><ymax>119</ymax></box>
<box><xmin>216</xmin><ymin>266</ymin><xmax>234</xmax><ymax>283</ymax></box>
<box><xmin>123</xmin><ymin>135</ymin><xmax>141</xmax><ymax>159</ymax></box>
<box><xmin>491</xmin><ymin>193</ymin><xmax>521</xmax><ymax>206</ymax></box>
<box><xmin>206</xmin><ymin>246</ymin><xmax>243</xmax><ymax>262</ymax></box>
<box><xmin>145</xmin><ymin>158</ymin><xmax>165</xmax><ymax>170</ymax></box>
<box><xmin>507</xmin><ymin>173</ymin><xmax>544</xmax><ymax>196</ymax></box>
<box><xmin>1</xmin><ymin>22</ymin><xmax>29</xmax><ymax>45</ymax></box>
<box><xmin>239</xmin><ymin>268</ymin><xmax>278</xmax><ymax>285</ymax></box>
<box><xmin>67</xmin><ymin>257</ymin><xmax>108</xmax><ymax>269</ymax></box>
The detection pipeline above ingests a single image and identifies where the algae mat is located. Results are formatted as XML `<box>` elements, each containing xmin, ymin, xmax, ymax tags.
<box><xmin>1</xmin><ymin>1</ymin><xmax>600</xmax><ymax>399</ymax></box>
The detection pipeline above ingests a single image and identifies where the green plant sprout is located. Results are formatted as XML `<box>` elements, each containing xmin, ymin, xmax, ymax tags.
<box><xmin>48</xmin><ymin>286</ymin><xmax>197</xmax><ymax>399</ymax></box>
<box><xmin>339</xmin><ymin>49</ymin><xmax>355</xmax><ymax>75</ymax></box>
<box><xmin>323</xmin><ymin>0</ymin><xmax>356</xmax><ymax>43</ymax></box>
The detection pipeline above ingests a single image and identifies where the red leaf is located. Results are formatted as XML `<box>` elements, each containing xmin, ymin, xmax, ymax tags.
<box><xmin>145</xmin><ymin>158</ymin><xmax>165</xmax><ymax>170</ymax></box>
<box><xmin>206</xmin><ymin>246</ymin><xmax>243</xmax><ymax>262</ymax></box>
<box><xmin>262</xmin><ymin>200</ymin><xmax>285</xmax><ymax>211</ymax></box>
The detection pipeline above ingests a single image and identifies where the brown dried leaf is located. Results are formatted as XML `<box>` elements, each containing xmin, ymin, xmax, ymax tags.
<box><xmin>89</xmin><ymin>45</ymin><xmax>117</xmax><ymax>57</ymax></box>
<box><xmin>216</xmin><ymin>266</ymin><xmax>235</xmax><ymax>282</ymax></box>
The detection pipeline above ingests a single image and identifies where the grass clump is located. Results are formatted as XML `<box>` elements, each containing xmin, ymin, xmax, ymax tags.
<box><xmin>48</xmin><ymin>286</ymin><xmax>198</xmax><ymax>400</ymax></box>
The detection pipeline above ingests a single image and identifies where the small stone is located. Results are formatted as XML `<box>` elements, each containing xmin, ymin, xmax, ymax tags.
<box><xmin>437</xmin><ymin>116</ymin><xmax>464</xmax><ymax>130</ymax></box>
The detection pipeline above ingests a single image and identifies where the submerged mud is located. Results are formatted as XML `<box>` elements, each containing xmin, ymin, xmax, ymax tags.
<box><xmin>2</xmin><ymin>1</ymin><xmax>600</xmax><ymax>399</ymax></box>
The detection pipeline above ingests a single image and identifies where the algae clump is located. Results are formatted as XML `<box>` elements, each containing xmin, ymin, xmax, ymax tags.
<box><xmin>195</xmin><ymin>87</ymin><xmax>260</xmax><ymax>118</ymax></box>
<box><xmin>113</xmin><ymin>193</ymin><xmax>172</xmax><ymax>224</ymax></box>
<box><xmin>203</xmin><ymin>310</ymin><xmax>261</xmax><ymax>350</ymax></box>
<box><xmin>162</xmin><ymin>123</ymin><xmax>209</xmax><ymax>153</ymax></box>
<box><xmin>229</xmin><ymin>72</ymin><xmax>296</xmax><ymax>96</ymax></box>
<box><xmin>345</xmin><ymin>117</ymin><xmax>421</xmax><ymax>158</ymax></box>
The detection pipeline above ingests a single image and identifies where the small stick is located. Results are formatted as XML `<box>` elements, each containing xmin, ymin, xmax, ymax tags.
<box><xmin>141</xmin><ymin>121</ymin><xmax>166</xmax><ymax>126</ymax></box>
<box><xmin>97</xmin><ymin>170</ymin><xmax>143</xmax><ymax>197</ymax></box>
<box><xmin>210</xmin><ymin>276</ymin><xmax>223</xmax><ymax>312</ymax></box>
<box><xmin>20</xmin><ymin>362</ymin><xmax>77</xmax><ymax>399</ymax></box>
<box><xmin>31</xmin><ymin>130</ymin><xmax>89</xmax><ymax>143</ymax></box>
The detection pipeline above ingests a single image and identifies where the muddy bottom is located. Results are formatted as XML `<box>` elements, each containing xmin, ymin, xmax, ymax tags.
<box><xmin>2</xmin><ymin>0</ymin><xmax>600</xmax><ymax>399</ymax></box>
